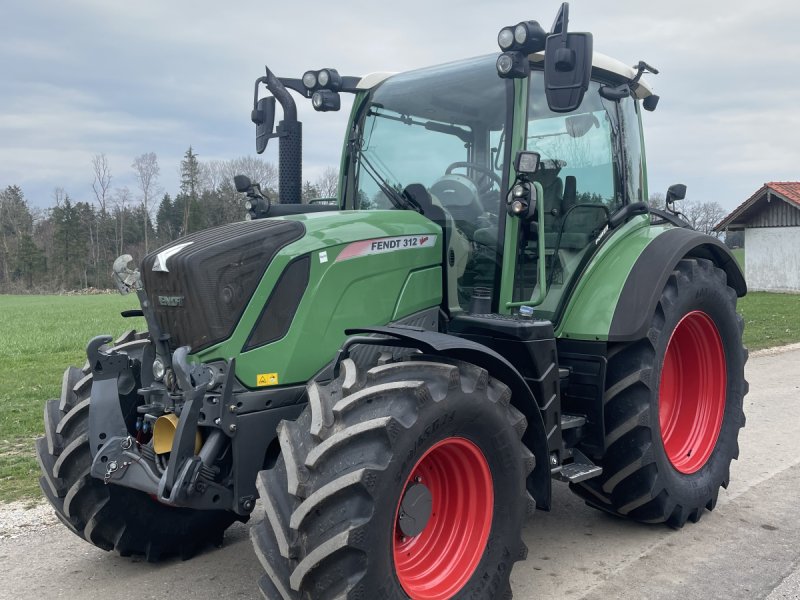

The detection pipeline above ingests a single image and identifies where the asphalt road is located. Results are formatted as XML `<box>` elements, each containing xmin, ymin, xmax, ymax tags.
<box><xmin>2</xmin><ymin>347</ymin><xmax>799</xmax><ymax>600</ymax></box>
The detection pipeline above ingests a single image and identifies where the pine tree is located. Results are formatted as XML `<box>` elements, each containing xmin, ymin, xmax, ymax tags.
<box><xmin>180</xmin><ymin>147</ymin><xmax>201</xmax><ymax>234</ymax></box>
<box><xmin>15</xmin><ymin>233</ymin><xmax>46</xmax><ymax>288</ymax></box>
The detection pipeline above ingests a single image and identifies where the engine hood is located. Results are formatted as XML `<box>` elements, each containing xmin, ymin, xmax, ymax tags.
<box><xmin>140</xmin><ymin>219</ymin><xmax>305</xmax><ymax>352</ymax></box>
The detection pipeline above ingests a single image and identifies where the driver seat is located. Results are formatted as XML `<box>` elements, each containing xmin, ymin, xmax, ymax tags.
<box><xmin>429</xmin><ymin>174</ymin><xmax>484</xmax><ymax>230</ymax></box>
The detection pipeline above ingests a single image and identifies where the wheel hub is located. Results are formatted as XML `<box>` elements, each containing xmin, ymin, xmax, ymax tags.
<box><xmin>397</xmin><ymin>482</ymin><xmax>433</xmax><ymax>538</ymax></box>
<box><xmin>392</xmin><ymin>436</ymin><xmax>494</xmax><ymax>600</ymax></box>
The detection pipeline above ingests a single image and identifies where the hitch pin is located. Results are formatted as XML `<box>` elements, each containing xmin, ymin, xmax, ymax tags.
<box><xmin>103</xmin><ymin>459</ymin><xmax>131</xmax><ymax>485</ymax></box>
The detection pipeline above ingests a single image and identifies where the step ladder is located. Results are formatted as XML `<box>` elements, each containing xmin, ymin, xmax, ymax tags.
<box><xmin>555</xmin><ymin>414</ymin><xmax>603</xmax><ymax>483</ymax></box>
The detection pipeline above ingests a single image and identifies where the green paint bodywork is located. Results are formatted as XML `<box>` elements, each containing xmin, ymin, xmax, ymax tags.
<box><xmin>194</xmin><ymin>210</ymin><xmax>442</xmax><ymax>388</ymax></box>
<box><xmin>556</xmin><ymin>215</ymin><xmax>668</xmax><ymax>340</ymax></box>
<box><xmin>504</xmin><ymin>182</ymin><xmax>546</xmax><ymax>309</ymax></box>
<box><xmin>497</xmin><ymin>78</ymin><xmax>531</xmax><ymax>314</ymax></box>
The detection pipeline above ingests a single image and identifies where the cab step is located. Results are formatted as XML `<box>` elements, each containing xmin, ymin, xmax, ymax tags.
<box><xmin>560</xmin><ymin>413</ymin><xmax>586</xmax><ymax>430</ymax></box>
<box><xmin>556</xmin><ymin>448</ymin><xmax>602</xmax><ymax>483</ymax></box>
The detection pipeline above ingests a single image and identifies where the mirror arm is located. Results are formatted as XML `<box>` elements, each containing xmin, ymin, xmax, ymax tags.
<box><xmin>608</xmin><ymin>201</ymin><xmax>648</xmax><ymax>229</ymax></box>
<box><xmin>264</xmin><ymin>67</ymin><xmax>297</xmax><ymax>122</ymax></box>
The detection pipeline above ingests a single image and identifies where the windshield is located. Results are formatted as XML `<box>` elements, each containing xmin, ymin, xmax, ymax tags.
<box><xmin>348</xmin><ymin>55</ymin><xmax>511</xmax><ymax>310</ymax></box>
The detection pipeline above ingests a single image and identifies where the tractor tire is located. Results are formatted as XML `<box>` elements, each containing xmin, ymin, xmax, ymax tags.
<box><xmin>36</xmin><ymin>331</ymin><xmax>240</xmax><ymax>561</ymax></box>
<box><xmin>251</xmin><ymin>357</ymin><xmax>536</xmax><ymax>599</ymax></box>
<box><xmin>571</xmin><ymin>258</ymin><xmax>747</xmax><ymax>527</ymax></box>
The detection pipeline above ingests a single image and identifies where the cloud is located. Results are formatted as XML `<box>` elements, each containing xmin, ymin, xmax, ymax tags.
<box><xmin>1</xmin><ymin>0</ymin><xmax>798</xmax><ymax>212</ymax></box>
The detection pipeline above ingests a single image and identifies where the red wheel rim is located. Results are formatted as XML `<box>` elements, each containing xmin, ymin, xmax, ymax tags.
<box><xmin>393</xmin><ymin>437</ymin><xmax>493</xmax><ymax>600</ymax></box>
<box><xmin>659</xmin><ymin>310</ymin><xmax>727</xmax><ymax>474</ymax></box>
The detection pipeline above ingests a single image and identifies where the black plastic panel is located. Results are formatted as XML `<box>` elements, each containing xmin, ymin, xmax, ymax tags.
<box><xmin>141</xmin><ymin>219</ymin><xmax>305</xmax><ymax>352</ymax></box>
<box><xmin>556</xmin><ymin>339</ymin><xmax>608</xmax><ymax>457</ymax></box>
<box><xmin>244</xmin><ymin>255</ymin><xmax>310</xmax><ymax>351</ymax></box>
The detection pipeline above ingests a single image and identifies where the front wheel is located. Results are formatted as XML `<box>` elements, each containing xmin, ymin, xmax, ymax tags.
<box><xmin>571</xmin><ymin>258</ymin><xmax>747</xmax><ymax>527</ymax></box>
<box><xmin>251</xmin><ymin>357</ymin><xmax>536</xmax><ymax>599</ymax></box>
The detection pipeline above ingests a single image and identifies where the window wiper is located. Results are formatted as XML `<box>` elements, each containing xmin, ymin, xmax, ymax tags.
<box><xmin>367</xmin><ymin>109</ymin><xmax>473</xmax><ymax>143</ymax></box>
<box><xmin>357</xmin><ymin>151</ymin><xmax>416</xmax><ymax>211</ymax></box>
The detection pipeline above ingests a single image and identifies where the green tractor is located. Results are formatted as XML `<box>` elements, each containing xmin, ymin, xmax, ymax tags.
<box><xmin>37</xmin><ymin>4</ymin><xmax>747</xmax><ymax>598</ymax></box>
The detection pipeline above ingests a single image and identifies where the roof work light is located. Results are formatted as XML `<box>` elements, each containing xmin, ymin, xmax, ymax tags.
<box><xmin>311</xmin><ymin>90</ymin><xmax>341</xmax><ymax>112</ymax></box>
<box><xmin>496</xmin><ymin>20</ymin><xmax>547</xmax><ymax>79</ymax></box>
<box><xmin>301</xmin><ymin>68</ymin><xmax>344</xmax><ymax>111</ymax></box>
<box><xmin>301</xmin><ymin>68</ymin><xmax>343</xmax><ymax>92</ymax></box>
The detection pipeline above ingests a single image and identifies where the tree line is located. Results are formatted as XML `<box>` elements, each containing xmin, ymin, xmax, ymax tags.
<box><xmin>0</xmin><ymin>148</ymin><xmax>339</xmax><ymax>293</ymax></box>
<box><xmin>646</xmin><ymin>192</ymin><xmax>741</xmax><ymax>245</ymax></box>
<box><xmin>1</xmin><ymin>155</ymin><xmax>739</xmax><ymax>294</ymax></box>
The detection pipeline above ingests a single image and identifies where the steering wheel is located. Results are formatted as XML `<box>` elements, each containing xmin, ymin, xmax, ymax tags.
<box><xmin>445</xmin><ymin>162</ymin><xmax>502</xmax><ymax>194</ymax></box>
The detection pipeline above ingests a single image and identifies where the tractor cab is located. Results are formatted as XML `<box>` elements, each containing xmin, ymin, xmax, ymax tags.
<box><xmin>249</xmin><ymin>13</ymin><xmax>658</xmax><ymax>327</ymax></box>
<box><xmin>338</xmin><ymin>51</ymin><xmax>655</xmax><ymax>323</ymax></box>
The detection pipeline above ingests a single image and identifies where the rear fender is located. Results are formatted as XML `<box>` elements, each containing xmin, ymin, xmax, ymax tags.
<box><xmin>608</xmin><ymin>228</ymin><xmax>746</xmax><ymax>342</ymax></box>
<box><xmin>557</xmin><ymin>222</ymin><xmax>746</xmax><ymax>342</ymax></box>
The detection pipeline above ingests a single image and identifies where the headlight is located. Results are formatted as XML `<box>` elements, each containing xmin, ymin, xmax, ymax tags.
<box><xmin>317</xmin><ymin>69</ymin><xmax>330</xmax><ymax>87</ymax></box>
<box><xmin>497</xmin><ymin>27</ymin><xmax>514</xmax><ymax>51</ymax></box>
<box><xmin>244</xmin><ymin>199</ymin><xmax>253</xmax><ymax>210</ymax></box>
<box><xmin>245</xmin><ymin>212</ymin><xmax>253</xmax><ymax>221</ymax></box>
<box><xmin>514</xmin><ymin>23</ymin><xmax>528</xmax><ymax>45</ymax></box>
<box><xmin>496</xmin><ymin>51</ymin><xmax>530</xmax><ymax>79</ymax></box>
<box><xmin>311</xmin><ymin>90</ymin><xmax>341</xmax><ymax>112</ymax></box>
<box><xmin>302</xmin><ymin>71</ymin><xmax>317</xmax><ymax>90</ymax></box>
<box><xmin>152</xmin><ymin>358</ymin><xmax>166</xmax><ymax>381</ymax></box>
<box><xmin>496</xmin><ymin>53</ymin><xmax>514</xmax><ymax>75</ymax></box>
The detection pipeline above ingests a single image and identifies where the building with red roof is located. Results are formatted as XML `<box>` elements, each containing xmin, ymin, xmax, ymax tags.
<box><xmin>714</xmin><ymin>182</ymin><xmax>800</xmax><ymax>292</ymax></box>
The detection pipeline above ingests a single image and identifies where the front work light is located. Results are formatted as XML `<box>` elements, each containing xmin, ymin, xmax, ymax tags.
<box><xmin>302</xmin><ymin>71</ymin><xmax>317</xmax><ymax>90</ymax></box>
<box><xmin>312</xmin><ymin>90</ymin><xmax>341</xmax><ymax>112</ymax></box>
<box><xmin>497</xmin><ymin>20</ymin><xmax>546</xmax><ymax>54</ymax></box>
<box><xmin>498</xmin><ymin>27</ymin><xmax>515</xmax><ymax>51</ymax></box>
<box><xmin>497</xmin><ymin>52</ymin><xmax>530</xmax><ymax>79</ymax></box>
<box><xmin>513</xmin><ymin>20</ymin><xmax>547</xmax><ymax>53</ymax></box>
<box><xmin>302</xmin><ymin>68</ymin><xmax>342</xmax><ymax>92</ymax></box>
<box><xmin>496</xmin><ymin>19</ymin><xmax>546</xmax><ymax>79</ymax></box>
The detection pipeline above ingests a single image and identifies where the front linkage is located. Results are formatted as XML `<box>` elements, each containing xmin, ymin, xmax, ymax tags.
<box><xmin>87</xmin><ymin>334</ymin><xmax>304</xmax><ymax>517</ymax></box>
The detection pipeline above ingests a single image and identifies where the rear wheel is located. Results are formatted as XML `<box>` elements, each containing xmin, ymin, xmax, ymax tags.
<box><xmin>571</xmin><ymin>258</ymin><xmax>747</xmax><ymax>527</ymax></box>
<box><xmin>36</xmin><ymin>331</ymin><xmax>240</xmax><ymax>561</ymax></box>
<box><xmin>251</xmin><ymin>357</ymin><xmax>536</xmax><ymax>599</ymax></box>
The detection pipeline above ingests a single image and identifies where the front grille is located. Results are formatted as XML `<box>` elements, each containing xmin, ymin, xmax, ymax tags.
<box><xmin>140</xmin><ymin>219</ymin><xmax>305</xmax><ymax>352</ymax></box>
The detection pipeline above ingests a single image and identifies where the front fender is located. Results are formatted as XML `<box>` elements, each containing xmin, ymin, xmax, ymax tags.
<box><xmin>341</xmin><ymin>325</ymin><xmax>553</xmax><ymax>511</ymax></box>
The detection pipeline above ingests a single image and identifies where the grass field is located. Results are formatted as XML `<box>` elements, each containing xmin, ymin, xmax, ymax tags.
<box><xmin>1</xmin><ymin>289</ymin><xmax>798</xmax><ymax>503</ymax></box>
<box><xmin>0</xmin><ymin>294</ymin><xmax>144</xmax><ymax>502</ymax></box>
<box><xmin>732</xmin><ymin>247</ymin><xmax>745</xmax><ymax>269</ymax></box>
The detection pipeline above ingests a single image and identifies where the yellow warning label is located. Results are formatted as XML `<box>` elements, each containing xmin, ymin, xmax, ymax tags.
<box><xmin>256</xmin><ymin>373</ymin><xmax>279</xmax><ymax>387</ymax></box>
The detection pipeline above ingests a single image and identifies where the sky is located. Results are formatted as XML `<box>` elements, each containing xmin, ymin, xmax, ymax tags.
<box><xmin>1</xmin><ymin>0</ymin><xmax>799</xmax><ymax>213</ymax></box>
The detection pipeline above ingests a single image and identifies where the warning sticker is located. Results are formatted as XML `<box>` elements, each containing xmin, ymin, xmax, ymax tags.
<box><xmin>336</xmin><ymin>234</ymin><xmax>437</xmax><ymax>262</ymax></box>
<box><xmin>256</xmin><ymin>373</ymin><xmax>279</xmax><ymax>387</ymax></box>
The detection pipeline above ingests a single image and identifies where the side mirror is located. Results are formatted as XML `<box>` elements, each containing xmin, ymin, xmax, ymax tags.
<box><xmin>666</xmin><ymin>184</ymin><xmax>687</xmax><ymax>205</ymax></box>
<box><xmin>544</xmin><ymin>31</ymin><xmax>593</xmax><ymax>113</ymax></box>
<box><xmin>252</xmin><ymin>96</ymin><xmax>277</xmax><ymax>154</ymax></box>
<box><xmin>234</xmin><ymin>174</ymin><xmax>252</xmax><ymax>193</ymax></box>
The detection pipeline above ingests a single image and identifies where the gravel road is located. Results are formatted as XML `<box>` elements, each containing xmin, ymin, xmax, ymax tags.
<box><xmin>2</xmin><ymin>346</ymin><xmax>799</xmax><ymax>600</ymax></box>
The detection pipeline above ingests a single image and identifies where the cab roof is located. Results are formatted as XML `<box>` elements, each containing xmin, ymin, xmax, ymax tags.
<box><xmin>357</xmin><ymin>52</ymin><xmax>655</xmax><ymax>99</ymax></box>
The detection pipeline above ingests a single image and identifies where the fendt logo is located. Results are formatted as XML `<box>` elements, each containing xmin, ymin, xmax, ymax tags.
<box><xmin>158</xmin><ymin>295</ymin><xmax>185</xmax><ymax>307</ymax></box>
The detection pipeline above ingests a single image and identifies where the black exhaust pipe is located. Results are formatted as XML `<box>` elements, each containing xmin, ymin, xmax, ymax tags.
<box><xmin>259</xmin><ymin>68</ymin><xmax>302</xmax><ymax>204</ymax></box>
